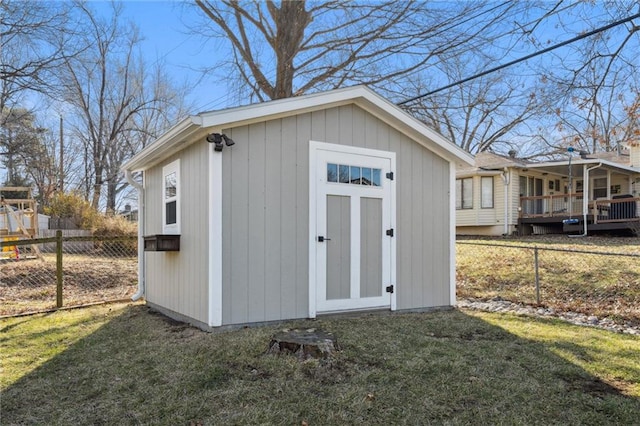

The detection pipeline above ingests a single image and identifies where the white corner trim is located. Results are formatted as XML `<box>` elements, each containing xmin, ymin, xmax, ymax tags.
<box><xmin>308</xmin><ymin>141</ymin><xmax>319</xmax><ymax>319</ymax></box>
<box><xmin>208</xmin><ymin>144</ymin><xmax>223</xmax><ymax>327</ymax></box>
<box><xmin>449</xmin><ymin>161</ymin><xmax>457</xmax><ymax>306</ymax></box>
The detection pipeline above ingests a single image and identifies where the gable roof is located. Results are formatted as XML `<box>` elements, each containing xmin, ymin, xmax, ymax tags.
<box><xmin>457</xmin><ymin>150</ymin><xmax>639</xmax><ymax>179</ymax></box>
<box><xmin>457</xmin><ymin>152</ymin><xmax>528</xmax><ymax>174</ymax></box>
<box><xmin>122</xmin><ymin>85</ymin><xmax>474</xmax><ymax>172</ymax></box>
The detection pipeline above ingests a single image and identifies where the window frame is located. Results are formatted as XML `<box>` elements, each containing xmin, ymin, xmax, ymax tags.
<box><xmin>162</xmin><ymin>159</ymin><xmax>181</xmax><ymax>234</ymax></box>
<box><xmin>456</xmin><ymin>177</ymin><xmax>473</xmax><ymax>210</ymax></box>
<box><xmin>592</xmin><ymin>177</ymin><xmax>608</xmax><ymax>199</ymax></box>
<box><xmin>481</xmin><ymin>176</ymin><xmax>494</xmax><ymax>209</ymax></box>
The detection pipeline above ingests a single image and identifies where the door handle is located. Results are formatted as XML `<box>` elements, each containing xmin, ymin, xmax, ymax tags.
<box><xmin>317</xmin><ymin>236</ymin><xmax>331</xmax><ymax>242</ymax></box>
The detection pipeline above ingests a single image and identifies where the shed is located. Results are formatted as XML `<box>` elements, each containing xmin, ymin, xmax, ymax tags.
<box><xmin>121</xmin><ymin>86</ymin><xmax>474</xmax><ymax>329</ymax></box>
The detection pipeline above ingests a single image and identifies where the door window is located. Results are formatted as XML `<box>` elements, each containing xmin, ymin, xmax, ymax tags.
<box><xmin>327</xmin><ymin>163</ymin><xmax>381</xmax><ymax>186</ymax></box>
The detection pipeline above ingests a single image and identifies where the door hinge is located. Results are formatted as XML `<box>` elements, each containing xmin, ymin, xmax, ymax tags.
<box><xmin>386</xmin><ymin>171</ymin><xmax>394</xmax><ymax>180</ymax></box>
<box><xmin>385</xmin><ymin>285</ymin><xmax>394</xmax><ymax>293</ymax></box>
<box><xmin>386</xmin><ymin>228</ymin><xmax>394</xmax><ymax>237</ymax></box>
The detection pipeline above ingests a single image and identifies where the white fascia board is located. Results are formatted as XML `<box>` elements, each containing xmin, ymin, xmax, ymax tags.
<box><xmin>529</xmin><ymin>159</ymin><xmax>640</xmax><ymax>174</ymax></box>
<box><xmin>120</xmin><ymin>117</ymin><xmax>202</xmax><ymax>172</ymax></box>
<box><xmin>197</xmin><ymin>86</ymin><xmax>368</xmax><ymax>129</ymax></box>
<box><xmin>456</xmin><ymin>170</ymin><xmax>503</xmax><ymax>178</ymax></box>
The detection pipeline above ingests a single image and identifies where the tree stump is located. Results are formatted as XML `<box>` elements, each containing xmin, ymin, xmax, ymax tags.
<box><xmin>267</xmin><ymin>328</ymin><xmax>339</xmax><ymax>360</ymax></box>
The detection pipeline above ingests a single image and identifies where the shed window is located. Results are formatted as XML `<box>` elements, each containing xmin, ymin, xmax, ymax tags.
<box><xmin>481</xmin><ymin>176</ymin><xmax>494</xmax><ymax>208</ymax></box>
<box><xmin>162</xmin><ymin>159</ymin><xmax>180</xmax><ymax>234</ymax></box>
<box><xmin>456</xmin><ymin>178</ymin><xmax>473</xmax><ymax>209</ymax></box>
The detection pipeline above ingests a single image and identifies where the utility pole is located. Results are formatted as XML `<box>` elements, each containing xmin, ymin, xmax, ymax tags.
<box><xmin>59</xmin><ymin>116</ymin><xmax>64</xmax><ymax>193</ymax></box>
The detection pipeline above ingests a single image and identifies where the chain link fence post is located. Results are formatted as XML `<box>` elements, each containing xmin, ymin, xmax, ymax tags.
<box><xmin>534</xmin><ymin>246</ymin><xmax>540</xmax><ymax>305</ymax></box>
<box><xmin>56</xmin><ymin>230</ymin><xmax>63</xmax><ymax>308</ymax></box>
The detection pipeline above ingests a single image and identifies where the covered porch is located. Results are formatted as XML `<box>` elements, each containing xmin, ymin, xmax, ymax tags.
<box><xmin>517</xmin><ymin>158</ymin><xmax>640</xmax><ymax>234</ymax></box>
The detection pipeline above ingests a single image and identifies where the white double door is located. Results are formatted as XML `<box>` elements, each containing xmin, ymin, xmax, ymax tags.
<box><xmin>310</xmin><ymin>142</ymin><xmax>396</xmax><ymax>315</ymax></box>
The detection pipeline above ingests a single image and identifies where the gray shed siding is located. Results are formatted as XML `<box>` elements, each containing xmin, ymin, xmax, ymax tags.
<box><xmin>144</xmin><ymin>141</ymin><xmax>209</xmax><ymax>324</ymax></box>
<box><xmin>220</xmin><ymin>104</ymin><xmax>450</xmax><ymax>325</ymax></box>
<box><xmin>221</xmin><ymin>115</ymin><xmax>310</xmax><ymax>324</ymax></box>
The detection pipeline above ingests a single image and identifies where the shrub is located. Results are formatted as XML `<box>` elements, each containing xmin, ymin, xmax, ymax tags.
<box><xmin>93</xmin><ymin>215</ymin><xmax>137</xmax><ymax>256</ymax></box>
<box><xmin>45</xmin><ymin>192</ymin><xmax>100</xmax><ymax>230</ymax></box>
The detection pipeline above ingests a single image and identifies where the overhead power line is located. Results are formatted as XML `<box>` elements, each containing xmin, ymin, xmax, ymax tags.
<box><xmin>397</xmin><ymin>12</ymin><xmax>640</xmax><ymax>106</ymax></box>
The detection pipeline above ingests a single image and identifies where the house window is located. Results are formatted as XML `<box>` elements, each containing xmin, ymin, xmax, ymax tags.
<box><xmin>481</xmin><ymin>176</ymin><xmax>494</xmax><ymax>208</ymax></box>
<box><xmin>593</xmin><ymin>177</ymin><xmax>607</xmax><ymax>199</ymax></box>
<box><xmin>162</xmin><ymin>159</ymin><xmax>180</xmax><ymax>234</ymax></box>
<box><xmin>456</xmin><ymin>178</ymin><xmax>473</xmax><ymax>209</ymax></box>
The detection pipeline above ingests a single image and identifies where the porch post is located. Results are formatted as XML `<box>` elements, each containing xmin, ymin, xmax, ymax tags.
<box><xmin>582</xmin><ymin>164</ymin><xmax>589</xmax><ymax>235</ymax></box>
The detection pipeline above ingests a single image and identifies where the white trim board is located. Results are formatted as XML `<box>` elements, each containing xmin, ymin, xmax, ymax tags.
<box><xmin>208</xmin><ymin>144</ymin><xmax>223</xmax><ymax>327</ymax></box>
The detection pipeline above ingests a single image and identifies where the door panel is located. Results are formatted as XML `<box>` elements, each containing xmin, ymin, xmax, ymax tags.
<box><xmin>326</xmin><ymin>195</ymin><xmax>351</xmax><ymax>300</ymax></box>
<box><xmin>360</xmin><ymin>197</ymin><xmax>383</xmax><ymax>298</ymax></box>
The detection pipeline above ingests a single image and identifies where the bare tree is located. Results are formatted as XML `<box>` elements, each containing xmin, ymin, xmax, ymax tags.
<box><xmin>528</xmin><ymin>1</ymin><xmax>640</xmax><ymax>156</ymax></box>
<box><xmin>399</xmin><ymin>1</ymin><xmax>640</xmax><ymax>158</ymax></box>
<box><xmin>58</xmin><ymin>2</ymin><xmax>191</xmax><ymax>212</ymax></box>
<box><xmin>405</xmin><ymin>53</ymin><xmax>548</xmax><ymax>155</ymax></box>
<box><xmin>0</xmin><ymin>0</ymin><xmax>76</xmax><ymax>113</ymax></box>
<box><xmin>0</xmin><ymin>108</ymin><xmax>44</xmax><ymax>186</ymax></box>
<box><xmin>190</xmin><ymin>0</ymin><xmax>529</xmax><ymax>102</ymax></box>
<box><xmin>19</xmin><ymin>125</ymin><xmax>59</xmax><ymax>208</ymax></box>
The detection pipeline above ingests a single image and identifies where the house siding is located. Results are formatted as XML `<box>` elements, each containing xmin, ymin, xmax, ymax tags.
<box><xmin>144</xmin><ymin>141</ymin><xmax>209</xmax><ymax>324</ymax></box>
<box><xmin>220</xmin><ymin>104</ymin><xmax>452</xmax><ymax>325</ymax></box>
<box><xmin>457</xmin><ymin>175</ymin><xmax>507</xmax><ymax>234</ymax></box>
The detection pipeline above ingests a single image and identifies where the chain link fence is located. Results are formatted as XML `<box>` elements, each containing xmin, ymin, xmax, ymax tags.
<box><xmin>0</xmin><ymin>231</ymin><xmax>137</xmax><ymax>316</ymax></box>
<box><xmin>3</xmin><ymin>232</ymin><xmax>639</xmax><ymax>325</ymax></box>
<box><xmin>456</xmin><ymin>241</ymin><xmax>640</xmax><ymax>325</ymax></box>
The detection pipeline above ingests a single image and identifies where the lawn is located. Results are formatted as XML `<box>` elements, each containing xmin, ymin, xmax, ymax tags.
<box><xmin>1</xmin><ymin>303</ymin><xmax>639</xmax><ymax>424</ymax></box>
<box><xmin>457</xmin><ymin>235</ymin><xmax>640</xmax><ymax>325</ymax></box>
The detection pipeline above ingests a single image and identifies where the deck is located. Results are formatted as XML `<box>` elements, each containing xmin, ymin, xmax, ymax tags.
<box><xmin>518</xmin><ymin>194</ymin><xmax>640</xmax><ymax>235</ymax></box>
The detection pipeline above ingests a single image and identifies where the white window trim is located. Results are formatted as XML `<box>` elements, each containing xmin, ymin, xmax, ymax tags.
<box><xmin>162</xmin><ymin>159</ymin><xmax>181</xmax><ymax>234</ymax></box>
<box><xmin>456</xmin><ymin>177</ymin><xmax>473</xmax><ymax>210</ymax></box>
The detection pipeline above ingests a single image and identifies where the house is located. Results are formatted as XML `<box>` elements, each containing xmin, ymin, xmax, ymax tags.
<box><xmin>119</xmin><ymin>204</ymin><xmax>139</xmax><ymax>222</ymax></box>
<box><xmin>121</xmin><ymin>85</ymin><xmax>474</xmax><ymax>330</ymax></box>
<box><xmin>456</xmin><ymin>144</ymin><xmax>640</xmax><ymax>236</ymax></box>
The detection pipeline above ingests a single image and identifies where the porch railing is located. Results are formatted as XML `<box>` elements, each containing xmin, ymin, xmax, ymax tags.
<box><xmin>519</xmin><ymin>193</ymin><xmax>584</xmax><ymax>218</ymax></box>
<box><xmin>592</xmin><ymin>197</ymin><xmax>640</xmax><ymax>224</ymax></box>
<box><xmin>519</xmin><ymin>194</ymin><xmax>640</xmax><ymax>223</ymax></box>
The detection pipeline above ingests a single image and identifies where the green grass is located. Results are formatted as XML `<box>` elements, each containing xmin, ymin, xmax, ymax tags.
<box><xmin>2</xmin><ymin>303</ymin><xmax>639</xmax><ymax>424</ymax></box>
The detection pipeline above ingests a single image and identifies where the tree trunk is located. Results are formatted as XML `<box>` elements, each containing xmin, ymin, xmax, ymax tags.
<box><xmin>267</xmin><ymin>329</ymin><xmax>339</xmax><ymax>360</ymax></box>
<box><xmin>270</xmin><ymin>1</ymin><xmax>310</xmax><ymax>99</ymax></box>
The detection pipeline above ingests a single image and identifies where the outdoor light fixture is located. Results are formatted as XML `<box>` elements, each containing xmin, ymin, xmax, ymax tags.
<box><xmin>206</xmin><ymin>133</ymin><xmax>234</xmax><ymax>151</ymax></box>
<box><xmin>206</xmin><ymin>133</ymin><xmax>224</xmax><ymax>151</ymax></box>
<box><xmin>221</xmin><ymin>134</ymin><xmax>235</xmax><ymax>147</ymax></box>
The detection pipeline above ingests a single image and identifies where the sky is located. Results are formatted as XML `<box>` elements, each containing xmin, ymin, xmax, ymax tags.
<box><xmin>96</xmin><ymin>0</ymin><xmax>234</xmax><ymax>113</ymax></box>
<box><xmin>101</xmin><ymin>1</ymin><xmax>638</xmax><ymax>114</ymax></box>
